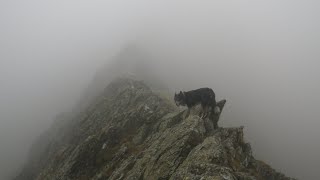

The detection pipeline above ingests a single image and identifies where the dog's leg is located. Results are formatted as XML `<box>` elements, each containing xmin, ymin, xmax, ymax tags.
<box><xmin>200</xmin><ymin>110</ymin><xmax>204</xmax><ymax>119</ymax></box>
<box><xmin>205</xmin><ymin>106</ymin><xmax>210</xmax><ymax>118</ymax></box>
<box><xmin>201</xmin><ymin>104</ymin><xmax>208</xmax><ymax>119</ymax></box>
<box><xmin>206</xmin><ymin>106</ymin><xmax>211</xmax><ymax>118</ymax></box>
<box><xmin>186</xmin><ymin>107</ymin><xmax>191</xmax><ymax>118</ymax></box>
<box><xmin>203</xmin><ymin>106</ymin><xmax>207</xmax><ymax>118</ymax></box>
<box><xmin>199</xmin><ymin>104</ymin><xmax>204</xmax><ymax>118</ymax></box>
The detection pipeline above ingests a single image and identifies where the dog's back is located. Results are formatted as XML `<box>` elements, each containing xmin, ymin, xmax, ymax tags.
<box><xmin>179</xmin><ymin>88</ymin><xmax>216</xmax><ymax>108</ymax></box>
<box><xmin>185</xmin><ymin>88</ymin><xmax>215</xmax><ymax>108</ymax></box>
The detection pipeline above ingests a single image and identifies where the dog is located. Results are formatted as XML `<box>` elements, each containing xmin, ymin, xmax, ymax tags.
<box><xmin>174</xmin><ymin>88</ymin><xmax>220</xmax><ymax>118</ymax></box>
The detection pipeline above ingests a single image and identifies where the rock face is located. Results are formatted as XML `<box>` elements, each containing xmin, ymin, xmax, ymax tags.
<box><xmin>15</xmin><ymin>78</ymin><xmax>295</xmax><ymax>180</ymax></box>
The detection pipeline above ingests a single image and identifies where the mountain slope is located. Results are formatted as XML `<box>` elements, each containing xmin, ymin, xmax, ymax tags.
<box><xmin>15</xmin><ymin>78</ymin><xmax>295</xmax><ymax>180</ymax></box>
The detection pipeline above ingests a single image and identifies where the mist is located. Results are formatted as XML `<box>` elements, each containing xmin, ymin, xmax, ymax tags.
<box><xmin>1</xmin><ymin>0</ymin><xmax>319</xmax><ymax>179</ymax></box>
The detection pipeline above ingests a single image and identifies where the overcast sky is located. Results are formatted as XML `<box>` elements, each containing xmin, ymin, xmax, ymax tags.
<box><xmin>1</xmin><ymin>0</ymin><xmax>319</xmax><ymax>179</ymax></box>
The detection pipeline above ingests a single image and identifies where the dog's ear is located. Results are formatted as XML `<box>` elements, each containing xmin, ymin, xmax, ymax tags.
<box><xmin>179</xmin><ymin>91</ymin><xmax>182</xmax><ymax>95</ymax></box>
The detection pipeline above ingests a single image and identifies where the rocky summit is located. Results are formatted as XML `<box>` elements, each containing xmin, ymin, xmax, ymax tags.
<box><xmin>15</xmin><ymin>78</ymin><xmax>295</xmax><ymax>180</ymax></box>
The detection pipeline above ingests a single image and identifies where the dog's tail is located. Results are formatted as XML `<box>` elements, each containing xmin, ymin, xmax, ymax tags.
<box><xmin>211</xmin><ymin>98</ymin><xmax>220</xmax><ymax>115</ymax></box>
<box><xmin>212</xmin><ymin>99</ymin><xmax>227</xmax><ymax>116</ymax></box>
<box><xmin>213</xmin><ymin>106</ymin><xmax>221</xmax><ymax>114</ymax></box>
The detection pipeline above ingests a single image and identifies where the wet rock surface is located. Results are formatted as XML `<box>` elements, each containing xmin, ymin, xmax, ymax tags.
<box><xmin>15</xmin><ymin>78</ymin><xmax>295</xmax><ymax>180</ymax></box>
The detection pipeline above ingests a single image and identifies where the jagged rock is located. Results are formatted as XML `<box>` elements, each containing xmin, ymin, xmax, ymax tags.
<box><xmin>15</xmin><ymin>78</ymin><xmax>295</xmax><ymax>180</ymax></box>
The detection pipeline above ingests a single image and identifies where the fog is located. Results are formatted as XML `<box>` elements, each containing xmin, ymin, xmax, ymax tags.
<box><xmin>1</xmin><ymin>0</ymin><xmax>319</xmax><ymax>179</ymax></box>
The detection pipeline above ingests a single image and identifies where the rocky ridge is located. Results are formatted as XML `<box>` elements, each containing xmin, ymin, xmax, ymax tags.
<box><xmin>15</xmin><ymin>78</ymin><xmax>295</xmax><ymax>180</ymax></box>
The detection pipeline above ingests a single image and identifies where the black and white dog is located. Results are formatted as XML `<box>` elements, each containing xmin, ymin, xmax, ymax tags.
<box><xmin>174</xmin><ymin>88</ymin><xmax>220</xmax><ymax>117</ymax></box>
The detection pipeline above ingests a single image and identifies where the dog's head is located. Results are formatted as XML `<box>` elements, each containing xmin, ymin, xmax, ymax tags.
<box><xmin>174</xmin><ymin>91</ymin><xmax>186</xmax><ymax>106</ymax></box>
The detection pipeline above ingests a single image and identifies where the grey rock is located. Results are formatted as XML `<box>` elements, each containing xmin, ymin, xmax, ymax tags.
<box><xmin>14</xmin><ymin>78</ymin><xmax>295</xmax><ymax>180</ymax></box>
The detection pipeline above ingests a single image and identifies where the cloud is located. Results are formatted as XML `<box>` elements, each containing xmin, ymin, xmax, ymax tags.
<box><xmin>0</xmin><ymin>0</ymin><xmax>319</xmax><ymax>179</ymax></box>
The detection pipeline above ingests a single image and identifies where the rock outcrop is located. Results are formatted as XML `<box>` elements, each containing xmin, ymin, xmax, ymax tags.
<box><xmin>15</xmin><ymin>78</ymin><xmax>295</xmax><ymax>180</ymax></box>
